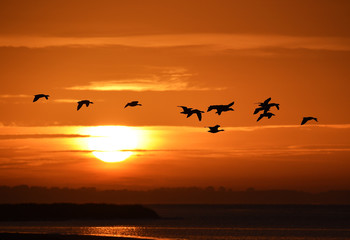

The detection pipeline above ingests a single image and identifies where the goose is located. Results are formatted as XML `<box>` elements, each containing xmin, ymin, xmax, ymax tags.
<box><xmin>124</xmin><ymin>101</ymin><xmax>142</xmax><ymax>108</ymax></box>
<box><xmin>208</xmin><ymin>101</ymin><xmax>235</xmax><ymax>115</ymax></box>
<box><xmin>208</xmin><ymin>125</ymin><xmax>224</xmax><ymax>133</ymax></box>
<box><xmin>257</xmin><ymin>112</ymin><xmax>275</xmax><ymax>122</ymax></box>
<box><xmin>301</xmin><ymin>117</ymin><xmax>318</xmax><ymax>125</ymax></box>
<box><xmin>77</xmin><ymin>100</ymin><xmax>93</xmax><ymax>111</ymax></box>
<box><xmin>33</xmin><ymin>94</ymin><xmax>49</xmax><ymax>102</ymax></box>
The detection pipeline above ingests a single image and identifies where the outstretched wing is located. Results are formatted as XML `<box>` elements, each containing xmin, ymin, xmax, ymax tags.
<box><xmin>33</xmin><ymin>95</ymin><xmax>40</xmax><ymax>102</ymax></box>
<box><xmin>216</xmin><ymin>109</ymin><xmax>223</xmax><ymax>115</ymax></box>
<box><xmin>77</xmin><ymin>102</ymin><xmax>83</xmax><ymax>111</ymax></box>
<box><xmin>124</xmin><ymin>103</ymin><xmax>130</xmax><ymax>108</ymax></box>
<box><xmin>301</xmin><ymin>117</ymin><xmax>308</xmax><ymax>125</ymax></box>
<box><xmin>227</xmin><ymin>101</ymin><xmax>235</xmax><ymax>107</ymax></box>
<box><xmin>254</xmin><ymin>107</ymin><xmax>263</xmax><ymax>114</ymax></box>
<box><xmin>257</xmin><ymin>114</ymin><xmax>264</xmax><ymax>122</ymax></box>
<box><xmin>186</xmin><ymin>112</ymin><xmax>194</xmax><ymax>118</ymax></box>
<box><xmin>263</xmin><ymin>97</ymin><xmax>271</xmax><ymax>105</ymax></box>
<box><xmin>196</xmin><ymin>112</ymin><xmax>202</xmax><ymax>121</ymax></box>
<box><xmin>207</xmin><ymin>105</ymin><xmax>215</xmax><ymax>112</ymax></box>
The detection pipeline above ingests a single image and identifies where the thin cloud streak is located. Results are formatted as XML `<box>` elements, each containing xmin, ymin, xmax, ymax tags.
<box><xmin>0</xmin><ymin>134</ymin><xmax>91</xmax><ymax>140</ymax></box>
<box><xmin>66</xmin><ymin>79</ymin><xmax>223</xmax><ymax>92</ymax></box>
<box><xmin>1</xmin><ymin>34</ymin><xmax>350</xmax><ymax>51</ymax></box>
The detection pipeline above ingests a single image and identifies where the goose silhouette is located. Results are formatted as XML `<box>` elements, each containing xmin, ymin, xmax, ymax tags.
<box><xmin>178</xmin><ymin>106</ymin><xmax>193</xmax><ymax>115</ymax></box>
<box><xmin>77</xmin><ymin>100</ymin><xmax>93</xmax><ymax>111</ymax></box>
<box><xmin>301</xmin><ymin>117</ymin><xmax>318</xmax><ymax>125</ymax></box>
<box><xmin>187</xmin><ymin>109</ymin><xmax>205</xmax><ymax>121</ymax></box>
<box><xmin>257</xmin><ymin>112</ymin><xmax>275</xmax><ymax>122</ymax></box>
<box><xmin>33</xmin><ymin>94</ymin><xmax>49</xmax><ymax>102</ymax></box>
<box><xmin>207</xmin><ymin>101</ymin><xmax>235</xmax><ymax>115</ymax></box>
<box><xmin>125</xmin><ymin>101</ymin><xmax>142</xmax><ymax>108</ymax></box>
<box><xmin>208</xmin><ymin>125</ymin><xmax>224</xmax><ymax>133</ymax></box>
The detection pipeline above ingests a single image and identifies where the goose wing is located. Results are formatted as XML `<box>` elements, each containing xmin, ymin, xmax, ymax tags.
<box><xmin>254</xmin><ymin>107</ymin><xmax>263</xmax><ymax>114</ymax></box>
<box><xmin>196</xmin><ymin>111</ymin><xmax>203</xmax><ymax>121</ymax></box>
<box><xmin>257</xmin><ymin>114</ymin><xmax>264</xmax><ymax>122</ymax></box>
<box><xmin>33</xmin><ymin>95</ymin><xmax>40</xmax><ymax>102</ymax></box>
<box><xmin>77</xmin><ymin>102</ymin><xmax>83</xmax><ymax>111</ymax></box>
<box><xmin>124</xmin><ymin>103</ymin><xmax>130</xmax><ymax>108</ymax></box>
<box><xmin>301</xmin><ymin>117</ymin><xmax>308</xmax><ymax>125</ymax></box>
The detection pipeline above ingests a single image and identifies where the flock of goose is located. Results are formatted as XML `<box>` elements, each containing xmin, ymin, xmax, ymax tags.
<box><xmin>33</xmin><ymin>94</ymin><xmax>318</xmax><ymax>133</ymax></box>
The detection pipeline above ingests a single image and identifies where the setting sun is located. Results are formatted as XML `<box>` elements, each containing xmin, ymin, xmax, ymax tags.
<box><xmin>84</xmin><ymin>126</ymin><xmax>141</xmax><ymax>163</ymax></box>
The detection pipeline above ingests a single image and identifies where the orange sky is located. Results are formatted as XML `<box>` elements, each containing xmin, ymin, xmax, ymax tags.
<box><xmin>0</xmin><ymin>0</ymin><xmax>350</xmax><ymax>191</ymax></box>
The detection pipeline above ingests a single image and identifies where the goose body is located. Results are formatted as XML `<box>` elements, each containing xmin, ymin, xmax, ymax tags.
<box><xmin>125</xmin><ymin>101</ymin><xmax>142</xmax><ymax>108</ymax></box>
<box><xmin>207</xmin><ymin>101</ymin><xmax>235</xmax><ymax>115</ymax></box>
<box><xmin>208</xmin><ymin>125</ymin><xmax>224</xmax><ymax>133</ymax></box>
<box><xmin>301</xmin><ymin>117</ymin><xmax>318</xmax><ymax>125</ymax></box>
<box><xmin>33</xmin><ymin>94</ymin><xmax>49</xmax><ymax>102</ymax></box>
<box><xmin>77</xmin><ymin>100</ymin><xmax>93</xmax><ymax>111</ymax></box>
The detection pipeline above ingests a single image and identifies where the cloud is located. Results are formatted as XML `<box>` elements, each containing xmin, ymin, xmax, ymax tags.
<box><xmin>66</xmin><ymin>68</ymin><xmax>223</xmax><ymax>92</ymax></box>
<box><xmin>0</xmin><ymin>94</ymin><xmax>31</xmax><ymax>98</ymax></box>
<box><xmin>1</xmin><ymin>34</ymin><xmax>349</xmax><ymax>51</ymax></box>
<box><xmin>0</xmin><ymin>134</ymin><xmax>90</xmax><ymax>140</ymax></box>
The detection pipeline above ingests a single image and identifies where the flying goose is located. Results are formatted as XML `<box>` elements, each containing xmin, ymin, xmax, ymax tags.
<box><xmin>77</xmin><ymin>100</ymin><xmax>93</xmax><ymax>111</ymax></box>
<box><xmin>125</xmin><ymin>101</ymin><xmax>142</xmax><ymax>108</ymax></box>
<box><xmin>207</xmin><ymin>101</ymin><xmax>235</xmax><ymax>115</ymax></box>
<box><xmin>208</xmin><ymin>125</ymin><xmax>224</xmax><ymax>133</ymax></box>
<box><xmin>301</xmin><ymin>117</ymin><xmax>318</xmax><ymax>125</ymax></box>
<box><xmin>33</xmin><ymin>94</ymin><xmax>49</xmax><ymax>102</ymax></box>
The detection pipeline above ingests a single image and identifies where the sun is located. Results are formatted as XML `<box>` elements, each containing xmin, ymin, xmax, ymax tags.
<box><xmin>84</xmin><ymin>126</ymin><xmax>140</xmax><ymax>163</ymax></box>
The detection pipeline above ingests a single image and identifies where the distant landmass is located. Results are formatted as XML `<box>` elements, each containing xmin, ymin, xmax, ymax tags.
<box><xmin>1</xmin><ymin>185</ymin><xmax>350</xmax><ymax>204</ymax></box>
<box><xmin>0</xmin><ymin>203</ymin><xmax>159</xmax><ymax>221</ymax></box>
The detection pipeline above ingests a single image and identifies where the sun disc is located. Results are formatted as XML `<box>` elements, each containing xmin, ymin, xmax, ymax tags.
<box><xmin>85</xmin><ymin>126</ymin><xmax>140</xmax><ymax>163</ymax></box>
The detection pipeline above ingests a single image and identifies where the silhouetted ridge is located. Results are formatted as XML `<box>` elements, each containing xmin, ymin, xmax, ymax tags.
<box><xmin>0</xmin><ymin>203</ymin><xmax>159</xmax><ymax>221</ymax></box>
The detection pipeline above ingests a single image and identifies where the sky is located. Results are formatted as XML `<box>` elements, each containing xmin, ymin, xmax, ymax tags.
<box><xmin>0</xmin><ymin>0</ymin><xmax>350</xmax><ymax>191</ymax></box>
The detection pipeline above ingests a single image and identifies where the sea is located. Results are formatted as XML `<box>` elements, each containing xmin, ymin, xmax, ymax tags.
<box><xmin>0</xmin><ymin>205</ymin><xmax>349</xmax><ymax>240</ymax></box>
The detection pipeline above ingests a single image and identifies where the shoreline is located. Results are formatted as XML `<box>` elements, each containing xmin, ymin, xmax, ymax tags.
<box><xmin>0</xmin><ymin>233</ymin><xmax>154</xmax><ymax>240</ymax></box>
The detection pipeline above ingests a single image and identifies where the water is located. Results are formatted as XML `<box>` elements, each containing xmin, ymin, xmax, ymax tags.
<box><xmin>0</xmin><ymin>205</ymin><xmax>349</xmax><ymax>239</ymax></box>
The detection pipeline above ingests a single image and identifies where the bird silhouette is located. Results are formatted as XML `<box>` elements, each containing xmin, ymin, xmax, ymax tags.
<box><xmin>254</xmin><ymin>98</ymin><xmax>279</xmax><ymax>114</ymax></box>
<box><xmin>187</xmin><ymin>109</ymin><xmax>205</xmax><ymax>121</ymax></box>
<box><xmin>207</xmin><ymin>101</ymin><xmax>235</xmax><ymax>115</ymax></box>
<box><xmin>208</xmin><ymin>125</ymin><xmax>224</xmax><ymax>133</ymax></box>
<box><xmin>124</xmin><ymin>101</ymin><xmax>142</xmax><ymax>108</ymax></box>
<box><xmin>301</xmin><ymin>117</ymin><xmax>318</xmax><ymax>125</ymax></box>
<box><xmin>178</xmin><ymin>106</ymin><xmax>193</xmax><ymax>115</ymax></box>
<box><xmin>77</xmin><ymin>100</ymin><xmax>93</xmax><ymax>111</ymax></box>
<box><xmin>257</xmin><ymin>112</ymin><xmax>275</xmax><ymax>122</ymax></box>
<box><xmin>33</xmin><ymin>94</ymin><xmax>49</xmax><ymax>102</ymax></box>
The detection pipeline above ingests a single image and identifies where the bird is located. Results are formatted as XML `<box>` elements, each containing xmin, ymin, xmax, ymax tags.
<box><xmin>207</xmin><ymin>101</ymin><xmax>235</xmax><ymax>115</ymax></box>
<box><xmin>77</xmin><ymin>100</ymin><xmax>93</xmax><ymax>111</ymax></box>
<box><xmin>254</xmin><ymin>98</ymin><xmax>279</xmax><ymax>114</ymax></box>
<box><xmin>187</xmin><ymin>109</ymin><xmax>205</xmax><ymax>121</ymax></box>
<box><xmin>124</xmin><ymin>101</ymin><xmax>142</xmax><ymax>108</ymax></box>
<box><xmin>178</xmin><ymin>106</ymin><xmax>193</xmax><ymax>115</ymax></box>
<box><xmin>301</xmin><ymin>117</ymin><xmax>318</xmax><ymax>125</ymax></box>
<box><xmin>33</xmin><ymin>94</ymin><xmax>49</xmax><ymax>102</ymax></box>
<box><xmin>208</xmin><ymin>125</ymin><xmax>224</xmax><ymax>133</ymax></box>
<box><xmin>257</xmin><ymin>112</ymin><xmax>275</xmax><ymax>122</ymax></box>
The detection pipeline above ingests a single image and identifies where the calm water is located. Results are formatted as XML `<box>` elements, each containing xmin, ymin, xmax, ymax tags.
<box><xmin>0</xmin><ymin>205</ymin><xmax>349</xmax><ymax>240</ymax></box>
